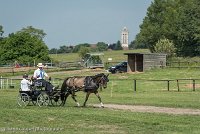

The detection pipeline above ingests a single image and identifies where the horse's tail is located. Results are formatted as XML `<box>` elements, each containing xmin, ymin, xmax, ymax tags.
<box><xmin>61</xmin><ymin>78</ymin><xmax>68</xmax><ymax>93</ymax></box>
<box><xmin>60</xmin><ymin>78</ymin><xmax>69</xmax><ymax>102</ymax></box>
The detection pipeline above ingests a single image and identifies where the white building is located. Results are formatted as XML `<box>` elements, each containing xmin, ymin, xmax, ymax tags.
<box><xmin>121</xmin><ymin>27</ymin><xmax>129</xmax><ymax>48</ymax></box>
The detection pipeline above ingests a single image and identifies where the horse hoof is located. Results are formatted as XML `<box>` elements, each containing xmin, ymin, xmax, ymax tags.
<box><xmin>76</xmin><ymin>102</ymin><xmax>80</xmax><ymax>107</ymax></box>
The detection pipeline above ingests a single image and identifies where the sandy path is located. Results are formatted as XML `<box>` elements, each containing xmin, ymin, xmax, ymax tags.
<box><xmin>93</xmin><ymin>104</ymin><xmax>200</xmax><ymax>115</ymax></box>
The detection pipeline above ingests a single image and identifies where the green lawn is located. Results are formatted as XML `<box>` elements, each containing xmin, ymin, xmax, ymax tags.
<box><xmin>1</xmin><ymin>90</ymin><xmax>200</xmax><ymax>134</ymax></box>
<box><xmin>1</xmin><ymin>67</ymin><xmax>200</xmax><ymax>133</ymax></box>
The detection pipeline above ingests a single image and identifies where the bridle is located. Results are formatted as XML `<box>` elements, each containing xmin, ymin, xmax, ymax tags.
<box><xmin>97</xmin><ymin>75</ymin><xmax>109</xmax><ymax>88</ymax></box>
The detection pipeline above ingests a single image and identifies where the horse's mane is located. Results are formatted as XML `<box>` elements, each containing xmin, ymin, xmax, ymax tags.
<box><xmin>92</xmin><ymin>73</ymin><xmax>104</xmax><ymax>79</ymax></box>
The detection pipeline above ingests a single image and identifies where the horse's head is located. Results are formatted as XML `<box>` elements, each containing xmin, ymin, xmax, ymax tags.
<box><xmin>95</xmin><ymin>73</ymin><xmax>109</xmax><ymax>89</ymax></box>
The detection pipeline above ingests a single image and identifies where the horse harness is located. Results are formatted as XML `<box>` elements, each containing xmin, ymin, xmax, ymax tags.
<box><xmin>66</xmin><ymin>77</ymin><xmax>83</xmax><ymax>92</ymax></box>
<box><xmin>84</xmin><ymin>76</ymin><xmax>99</xmax><ymax>91</ymax></box>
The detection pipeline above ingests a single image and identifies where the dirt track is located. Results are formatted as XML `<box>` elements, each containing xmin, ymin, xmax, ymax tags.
<box><xmin>93</xmin><ymin>104</ymin><xmax>200</xmax><ymax>115</ymax></box>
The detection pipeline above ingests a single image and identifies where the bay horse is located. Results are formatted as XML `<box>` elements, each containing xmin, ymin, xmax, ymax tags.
<box><xmin>60</xmin><ymin>73</ymin><xmax>109</xmax><ymax>107</ymax></box>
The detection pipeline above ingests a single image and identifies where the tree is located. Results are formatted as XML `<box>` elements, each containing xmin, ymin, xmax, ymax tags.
<box><xmin>129</xmin><ymin>40</ymin><xmax>136</xmax><ymax>49</ymax></box>
<box><xmin>0</xmin><ymin>27</ymin><xmax>50</xmax><ymax>65</ymax></box>
<box><xmin>19</xmin><ymin>26</ymin><xmax>46</xmax><ymax>40</ymax></box>
<box><xmin>73</xmin><ymin>43</ymin><xmax>90</xmax><ymax>53</ymax></box>
<box><xmin>0</xmin><ymin>25</ymin><xmax>4</xmax><ymax>36</ymax></box>
<box><xmin>173</xmin><ymin>0</ymin><xmax>200</xmax><ymax>56</ymax></box>
<box><xmin>114</xmin><ymin>40</ymin><xmax>123</xmax><ymax>50</ymax></box>
<box><xmin>57</xmin><ymin>45</ymin><xmax>73</xmax><ymax>53</ymax></box>
<box><xmin>108</xmin><ymin>43</ymin><xmax>115</xmax><ymax>50</ymax></box>
<box><xmin>154</xmin><ymin>38</ymin><xmax>176</xmax><ymax>57</ymax></box>
<box><xmin>49</xmin><ymin>48</ymin><xmax>58</xmax><ymax>54</ymax></box>
<box><xmin>78</xmin><ymin>46</ymin><xmax>90</xmax><ymax>59</ymax></box>
<box><xmin>135</xmin><ymin>0</ymin><xmax>200</xmax><ymax>57</ymax></box>
<box><xmin>96</xmin><ymin>42</ymin><xmax>108</xmax><ymax>51</ymax></box>
<box><xmin>135</xmin><ymin>0</ymin><xmax>173</xmax><ymax>52</ymax></box>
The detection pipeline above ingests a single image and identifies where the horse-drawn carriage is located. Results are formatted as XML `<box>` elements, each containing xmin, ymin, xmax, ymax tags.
<box><xmin>17</xmin><ymin>80</ymin><xmax>63</xmax><ymax>107</ymax></box>
<box><xmin>17</xmin><ymin>73</ymin><xmax>109</xmax><ymax>107</ymax></box>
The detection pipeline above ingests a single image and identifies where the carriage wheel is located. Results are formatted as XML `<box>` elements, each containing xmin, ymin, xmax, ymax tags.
<box><xmin>37</xmin><ymin>92</ymin><xmax>50</xmax><ymax>107</ymax></box>
<box><xmin>51</xmin><ymin>95</ymin><xmax>62</xmax><ymax>106</ymax></box>
<box><xmin>17</xmin><ymin>93</ymin><xmax>30</xmax><ymax>107</ymax></box>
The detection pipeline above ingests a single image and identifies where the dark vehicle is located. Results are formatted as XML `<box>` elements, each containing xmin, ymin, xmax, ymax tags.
<box><xmin>108</xmin><ymin>61</ymin><xmax>127</xmax><ymax>74</ymax></box>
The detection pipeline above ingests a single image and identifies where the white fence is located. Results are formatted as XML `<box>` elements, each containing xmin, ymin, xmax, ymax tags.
<box><xmin>0</xmin><ymin>76</ymin><xmax>16</xmax><ymax>89</ymax></box>
<box><xmin>0</xmin><ymin>76</ymin><xmax>63</xmax><ymax>89</ymax></box>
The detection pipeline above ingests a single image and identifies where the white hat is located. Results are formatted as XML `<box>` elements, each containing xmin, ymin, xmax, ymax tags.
<box><xmin>37</xmin><ymin>63</ymin><xmax>44</xmax><ymax>67</ymax></box>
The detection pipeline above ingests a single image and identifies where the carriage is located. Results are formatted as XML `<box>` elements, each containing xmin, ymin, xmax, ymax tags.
<box><xmin>17</xmin><ymin>73</ymin><xmax>109</xmax><ymax>107</ymax></box>
<box><xmin>17</xmin><ymin>80</ymin><xmax>63</xmax><ymax>107</ymax></box>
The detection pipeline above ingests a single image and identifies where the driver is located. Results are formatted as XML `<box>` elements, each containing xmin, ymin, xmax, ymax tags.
<box><xmin>33</xmin><ymin>63</ymin><xmax>58</xmax><ymax>94</ymax></box>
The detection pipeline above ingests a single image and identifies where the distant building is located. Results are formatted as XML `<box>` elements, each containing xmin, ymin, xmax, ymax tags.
<box><xmin>121</xmin><ymin>27</ymin><xmax>129</xmax><ymax>49</ymax></box>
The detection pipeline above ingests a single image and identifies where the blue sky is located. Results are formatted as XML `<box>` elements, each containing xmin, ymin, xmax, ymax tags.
<box><xmin>0</xmin><ymin>0</ymin><xmax>152</xmax><ymax>49</ymax></box>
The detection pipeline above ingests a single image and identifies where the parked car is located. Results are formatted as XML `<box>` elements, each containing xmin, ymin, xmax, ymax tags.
<box><xmin>108</xmin><ymin>61</ymin><xmax>127</xmax><ymax>74</ymax></box>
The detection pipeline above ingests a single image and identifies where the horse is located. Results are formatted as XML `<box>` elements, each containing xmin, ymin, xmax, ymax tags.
<box><xmin>60</xmin><ymin>73</ymin><xmax>109</xmax><ymax>107</ymax></box>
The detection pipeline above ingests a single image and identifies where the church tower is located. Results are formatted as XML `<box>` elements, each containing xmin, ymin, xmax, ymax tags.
<box><xmin>121</xmin><ymin>27</ymin><xmax>129</xmax><ymax>49</ymax></box>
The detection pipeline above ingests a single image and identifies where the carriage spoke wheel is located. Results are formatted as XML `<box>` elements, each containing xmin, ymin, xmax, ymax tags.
<box><xmin>37</xmin><ymin>92</ymin><xmax>50</xmax><ymax>107</ymax></box>
<box><xmin>17</xmin><ymin>93</ymin><xmax>30</xmax><ymax>107</ymax></box>
<box><xmin>51</xmin><ymin>95</ymin><xmax>62</xmax><ymax>106</ymax></box>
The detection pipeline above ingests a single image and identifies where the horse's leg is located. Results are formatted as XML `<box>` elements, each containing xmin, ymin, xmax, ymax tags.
<box><xmin>94</xmin><ymin>91</ymin><xmax>104</xmax><ymax>108</ymax></box>
<box><xmin>61</xmin><ymin>92</ymin><xmax>70</xmax><ymax>106</ymax></box>
<box><xmin>71</xmin><ymin>94</ymin><xmax>80</xmax><ymax>107</ymax></box>
<box><xmin>60</xmin><ymin>92</ymin><xmax>65</xmax><ymax>106</ymax></box>
<box><xmin>83</xmin><ymin>92</ymin><xmax>90</xmax><ymax>107</ymax></box>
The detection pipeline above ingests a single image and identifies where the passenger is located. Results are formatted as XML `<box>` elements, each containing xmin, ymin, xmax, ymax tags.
<box><xmin>20</xmin><ymin>73</ymin><xmax>32</xmax><ymax>92</ymax></box>
<box><xmin>33</xmin><ymin>63</ymin><xmax>58</xmax><ymax>94</ymax></box>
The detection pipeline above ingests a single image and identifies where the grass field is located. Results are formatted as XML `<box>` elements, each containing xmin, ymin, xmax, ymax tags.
<box><xmin>1</xmin><ymin>67</ymin><xmax>200</xmax><ymax>133</ymax></box>
<box><xmin>49</xmin><ymin>49</ymin><xmax>150</xmax><ymax>62</ymax></box>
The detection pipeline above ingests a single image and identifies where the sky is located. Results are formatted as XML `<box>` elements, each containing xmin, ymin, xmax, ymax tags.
<box><xmin>0</xmin><ymin>0</ymin><xmax>153</xmax><ymax>49</ymax></box>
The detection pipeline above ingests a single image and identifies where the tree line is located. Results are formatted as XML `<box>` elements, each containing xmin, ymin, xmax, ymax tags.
<box><xmin>135</xmin><ymin>0</ymin><xmax>200</xmax><ymax>57</ymax></box>
<box><xmin>0</xmin><ymin>25</ymin><xmax>124</xmax><ymax>65</ymax></box>
<box><xmin>49</xmin><ymin>40</ymin><xmax>123</xmax><ymax>54</ymax></box>
<box><xmin>1</xmin><ymin>0</ymin><xmax>199</xmax><ymax>65</ymax></box>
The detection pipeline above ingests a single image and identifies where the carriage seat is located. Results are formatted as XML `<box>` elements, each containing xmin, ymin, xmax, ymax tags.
<box><xmin>31</xmin><ymin>81</ymin><xmax>45</xmax><ymax>91</ymax></box>
<box><xmin>34</xmin><ymin>81</ymin><xmax>43</xmax><ymax>87</ymax></box>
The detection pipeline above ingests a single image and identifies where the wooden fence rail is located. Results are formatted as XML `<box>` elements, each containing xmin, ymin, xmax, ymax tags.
<box><xmin>1</xmin><ymin>77</ymin><xmax>200</xmax><ymax>92</ymax></box>
<box><xmin>133</xmin><ymin>78</ymin><xmax>200</xmax><ymax>92</ymax></box>
<box><xmin>167</xmin><ymin>61</ymin><xmax>200</xmax><ymax>69</ymax></box>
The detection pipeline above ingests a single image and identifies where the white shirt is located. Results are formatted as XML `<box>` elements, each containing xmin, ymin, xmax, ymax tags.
<box><xmin>33</xmin><ymin>68</ymin><xmax>48</xmax><ymax>80</ymax></box>
<box><xmin>21</xmin><ymin>78</ymin><xmax>32</xmax><ymax>91</ymax></box>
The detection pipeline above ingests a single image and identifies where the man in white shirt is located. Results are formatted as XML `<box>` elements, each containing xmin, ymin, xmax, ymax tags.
<box><xmin>21</xmin><ymin>74</ymin><xmax>32</xmax><ymax>91</ymax></box>
<box><xmin>33</xmin><ymin>63</ymin><xmax>57</xmax><ymax>94</ymax></box>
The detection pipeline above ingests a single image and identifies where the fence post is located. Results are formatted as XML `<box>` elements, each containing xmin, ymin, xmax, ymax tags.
<box><xmin>177</xmin><ymin>80</ymin><xmax>180</xmax><ymax>92</ymax></box>
<box><xmin>6</xmin><ymin>78</ymin><xmax>9</xmax><ymax>89</ymax></box>
<box><xmin>133</xmin><ymin>79</ymin><xmax>136</xmax><ymax>92</ymax></box>
<box><xmin>167</xmin><ymin>80</ymin><xmax>170</xmax><ymax>91</ymax></box>
<box><xmin>0</xmin><ymin>76</ymin><xmax>2</xmax><ymax>89</ymax></box>
<box><xmin>193</xmin><ymin>79</ymin><xmax>195</xmax><ymax>91</ymax></box>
